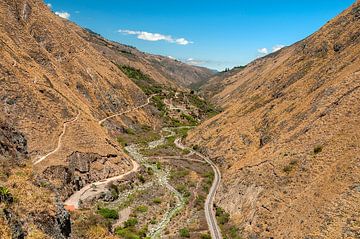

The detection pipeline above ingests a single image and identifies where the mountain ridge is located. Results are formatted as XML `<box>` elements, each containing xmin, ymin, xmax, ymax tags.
<box><xmin>188</xmin><ymin>1</ymin><xmax>360</xmax><ymax>238</ymax></box>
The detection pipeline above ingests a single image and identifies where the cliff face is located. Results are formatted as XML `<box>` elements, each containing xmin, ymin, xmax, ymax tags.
<box><xmin>189</xmin><ymin>1</ymin><xmax>360</xmax><ymax>238</ymax></box>
<box><xmin>0</xmin><ymin>119</ymin><xmax>71</xmax><ymax>239</ymax></box>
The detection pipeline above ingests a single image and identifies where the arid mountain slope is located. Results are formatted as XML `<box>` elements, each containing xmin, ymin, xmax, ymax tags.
<box><xmin>0</xmin><ymin>0</ymin><xmax>160</xmax><ymax>190</ymax></box>
<box><xmin>188</xmin><ymin>1</ymin><xmax>360</xmax><ymax>238</ymax></box>
<box><xmin>72</xmin><ymin>26</ymin><xmax>215</xmax><ymax>88</ymax></box>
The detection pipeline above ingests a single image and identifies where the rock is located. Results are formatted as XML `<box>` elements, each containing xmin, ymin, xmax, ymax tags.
<box><xmin>0</xmin><ymin>122</ymin><xmax>28</xmax><ymax>162</ymax></box>
<box><xmin>55</xmin><ymin>201</ymin><xmax>71</xmax><ymax>239</ymax></box>
<box><xmin>3</xmin><ymin>209</ymin><xmax>26</xmax><ymax>239</ymax></box>
<box><xmin>21</xmin><ymin>3</ymin><xmax>32</xmax><ymax>22</ymax></box>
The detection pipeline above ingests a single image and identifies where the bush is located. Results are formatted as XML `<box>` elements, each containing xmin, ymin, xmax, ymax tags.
<box><xmin>215</xmin><ymin>207</ymin><xmax>230</xmax><ymax>225</ymax></box>
<box><xmin>201</xmin><ymin>234</ymin><xmax>211</xmax><ymax>239</ymax></box>
<box><xmin>152</xmin><ymin>198</ymin><xmax>162</xmax><ymax>204</ymax></box>
<box><xmin>179</xmin><ymin>228</ymin><xmax>190</xmax><ymax>238</ymax></box>
<box><xmin>176</xmin><ymin>185</ymin><xmax>191</xmax><ymax>197</ymax></box>
<box><xmin>97</xmin><ymin>208</ymin><xmax>119</xmax><ymax>219</ymax></box>
<box><xmin>124</xmin><ymin>218</ymin><xmax>138</xmax><ymax>228</ymax></box>
<box><xmin>0</xmin><ymin>186</ymin><xmax>13</xmax><ymax>203</ymax></box>
<box><xmin>192</xmin><ymin>145</ymin><xmax>199</xmax><ymax>151</ymax></box>
<box><xmin>115</xmin><ymin>228</ymin><xmax>140</xmax><ymax>239</ymax></box>
<box><xmin>117</xmin><ymin>64</ymin><xmax>163</xmax><ymax>95</ymax></box>
<box><xmin>135</xmin><ymin>205</ymin><xmax>148</xmax><ymax>213</ymax></box>
<box><xmin>283</xmin><ymin>165</ymin><xmax>293</xmax><ymax>173</ymax></box>
<box><xmin>314</xmin><ymin>145</ymin><xmax>323</xmax><ymax>154</ymax></box>
<box><xmin>117</xmin><ymin>137</ymin><xmax>128</xmax><ymax>147</ymax></box>
<box><xmin>124</xmin><ymin>128</ymin><xmax>136</xmax><ymax>135</ymax></box>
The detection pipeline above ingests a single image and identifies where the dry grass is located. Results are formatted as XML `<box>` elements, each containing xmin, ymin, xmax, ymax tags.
<box><xmin>4</xmin><ymin>165</ymin><xmax>56</xmax><ymax>217</ymax></box>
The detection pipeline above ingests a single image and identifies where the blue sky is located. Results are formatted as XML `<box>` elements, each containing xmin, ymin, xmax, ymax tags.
<box><xmin>47</xmin><ymin>0</ymin><xmax>354</xmax><ymax>70</ymax></box>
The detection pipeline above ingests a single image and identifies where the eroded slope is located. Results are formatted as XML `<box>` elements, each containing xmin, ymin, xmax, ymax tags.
<box><xmin>188</xmin><ymin>2</ymin><xmax>360</xmax><ymax>238</ymax></box>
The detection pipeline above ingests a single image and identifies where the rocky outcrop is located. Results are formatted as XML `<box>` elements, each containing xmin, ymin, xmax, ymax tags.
<box><xmin>3</xmin><ymin>209</ymin><xmax>26</xmax><ymax>239</ymax></box>
<box><xmin>0</xmin><ymin>121</ymin><xmax>71</xmax><ymax>238</ymax></box>
<box><xmin>0</xmin><ymin>122</ymin><xmax>27</xmax><ymax>162</ymax></box>
<box><xmin>42</xmin><ymin>152</ymin><xmax>129</xmax><ymax>200</ymax></box>
<box><xmin>32</xmin><ymin>200</ymin><xmax>71</xmax><ymax>239</ymax></box>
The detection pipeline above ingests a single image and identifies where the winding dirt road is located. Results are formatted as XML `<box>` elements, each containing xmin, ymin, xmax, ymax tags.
<box><xmin>64</xmin><ymin>159</ymin><xmax>140</xmax><ymax>209</ymax></box>
<box><xmin>64</xmin><ymin>95</ymin><xmax>156</xmax><ymax>208</ymax></box>
<box><xmin>34</xmin><ymin>112</ymin><xmax>80</xmax><ymax>165</ymax></box>
<box><xmin>98</xmin><ymin>94</ymin><xmax>156</xmax><ymax>125</ymax></box>
<box><xmin>175</xmin><ymin>138</ymin><xmax>223</xmax><ymax>239</ymax></box>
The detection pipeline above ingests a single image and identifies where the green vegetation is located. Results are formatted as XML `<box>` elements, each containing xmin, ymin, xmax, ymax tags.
<box><xmin>174</xmin><ymin>127</ymin><xmax>190</xmax><ymax>139</ymax></box>
<box><xmin>188</xmin><ymin>94</ymin><xmax>220</xmax><ymax>117</ymax></box>
<box><xmin>176</xmin><ymin>185</ymin><xmax>191</xmax><ymax>198</ymax></box>
<box><xmin>0</xmin><ymin>186</ymin><xmax>12</xmax><ymax>203</ymax></box>
<box><xmin>202</xmin><ymin>171</ymin><xmax>214</xmax><ymax>192</ymax></box>
<box><xmin>115</xmin><ymin>217</ymin><xmax>148</xmax><ymax>239</ymax></box>
<box><xmin>192</xmin><ymin>144</ymin><xmax>200</xmax><ymax>151</ymax></box>
<box><xmin>115</xmin><ymin>228</ymin><xmax>141</xmax><ymax>239</ymax></box>
<box><xmin>97</xmin><ymin>207</ymin><xmax>119</xmax><ymax>219</ymax></box>
<box><xmin>152</xmin><ymin>95</ymin><xmax>167</xmax><ymax>116</ymax></box>
<box><xmin>124</xmin><ymin>127</ymin><xmax>136</xmax><ymax>135</ymax></box>
<box><xmin>135</xmin><ymin>205</ymin><xmax>148</xmax><ymax>213</ymax></box>
<box><xmin>170</xmin><ymin>170</ymin><xmax>189</xmax><ymax>180</ymax></box>
<box><xmin>180</xmin><ymin>113</ymin><xmax>198</xmax><ymax>125</ymax></box>
<box><xmin>117</xmin><ymin>125</ymin><xmax>161</xmax><ymax>149</ymax></box>
<box><xmin>201</xmin><ymin>234</ymin><xmax>211</xmax><ymax>239</ymax></box>
<box><xmin>215</xmin><ymin>206</ymin><xmax>230</xmax><ymax>225</ymax></box>
<box><xmin>117</xmin><ymin>64</ymin><xmax>163</xmax><ymax>95</ymax></box>
<box><xmin>283</xmin><ymin>159</ymin><xmax>298</xmax><ymax>173</ymax></box>
<box><xmin>152</xmin><ymin>197</ymin><xmax>162</xmax><ymax>204</ymax></box>
<box><xmin>179</xmin><ymin>228</ymin><xmax>190</xmax><ymax>238</ymax></box>
<box><xmin>124</xmin><ymin>218</ymin><xmax>138</xmax><ymax>227</ymax></box>
<box><xmin>314</xmin><ymin>145</ymin><xmax>323</xmax><ymax>154</ymax></box>
<box><xmin>117</xmin><ymin>136</ymin><xmax>128</xmax><ymax>147</ymax></box>
<box><xmin>227</xmin><ymin>226</ymin><xmax>243</xmax><ymax>239</ymax></box>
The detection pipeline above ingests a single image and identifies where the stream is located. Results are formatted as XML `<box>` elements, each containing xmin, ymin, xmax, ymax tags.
<box><xmin>125</xmin><ymin>127</ymin><xmax>187</xmax><ymax>238</ymax></box>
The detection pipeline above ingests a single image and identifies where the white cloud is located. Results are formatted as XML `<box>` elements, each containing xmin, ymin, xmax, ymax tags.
<box><xmin>272</xmin><ymin>44</ymin><xmax>285</xmax><ymax>52</ymax></box>
<box><xmin>185</xmin><ymin>58</ymin><xmax>203</xmax><ymax>65</ymax></box>
<box><xmin>119</xmin><ymin>29</ymin><xmax>193</xmax><ymax>45</ymax></box>
<box><xmin>46</xmin><ymin>3</ymin><xmax>52</xmax><ymax>8</ymax></box>
<box><xmin>257</xmin><ymin>48</ymin><xmax>268</xmax><ymax>54</ymax></box>
<box><xmin>175</xmin><ymin>38</ymin><xmax>192</xmax><ymax>45</ymax></box>
<box><xmin>55</xmin><ymin>11</ymin><xmax>70</xmax><ymax>19</ymax></box>
<box><xmin>168</xmin><ymin>56</ymin><xmax>176</xmax><ymax>60</ymax></box>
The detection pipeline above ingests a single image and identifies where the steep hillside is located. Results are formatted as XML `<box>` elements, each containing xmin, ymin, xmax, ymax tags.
<box><xmin>0</xmin><ymin>118</ymin><xmax>71</xmax><ymax>239</ymax></box>
<box><xmin>0</xmin><ymin>0</ymin><xmax>160</xmax><ymax>198</ymax></box>
<box><xmin>73</xmin><ymin>26</ymin><xmax>215</xmax><ymax>88</ymax></box>
<box><xmin>0</xmin><ymin>0</ymin><xmax>220</xmax><ymax>238</ymax></box>
<box><xmin>188</xmin><ymin>1</ymin><xmax>360</xmax><ymax>238</ymax></box>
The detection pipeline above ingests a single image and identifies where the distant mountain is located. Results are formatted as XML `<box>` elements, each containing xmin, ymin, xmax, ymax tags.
<box><xmin>188</xmin><ymin>1</ymin><xmax>360</xmax><ymax>238</ymax></box>
<box><xmin>73</xmin><ymin>26</ymin><xmax>215</xmax><ymax>88</ymax></box>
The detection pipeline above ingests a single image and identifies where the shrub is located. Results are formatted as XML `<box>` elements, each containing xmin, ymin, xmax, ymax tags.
<box><xmin>314</xmin><ymin>145</ymin><xmax>323</xmax><ymax>154</ymax></box>
<box><xmin>192</xmin><ymin>145</ymin><xmax>199</xmax><ymax>150</ymax></box>
<box><xmin>124</xmin><ymin>218</ymin><xmax>138</xmax><ymax>228</ymax></box>
<box><xmin>117</xmin><ymin>137</ymin><xmax>128</xmax><ymax>147</ymax></box>
<box><xmin>179</xmin><ymin>228</ymin><xmax>190</xmax><ymax>238</ymax></box>
<box><xmin>137</xmin><ymin>175</ymin><xmax>146</xmax><ymax>183</ymax></box>
<box><xmin>283</xmin><ymin>165</ymin><xmax>293</xmax><ymax>173</ymax></box>
<box><xmin>124</xmin><ymin>128</ymin><xmax>136</xmax><ymax>135</ymax></box>
<box><xmin>201</xmin><ymin>234</ymin><xmax>211</xmax><ymax>239</ymax></box>
<box><xmin>97</xmin><ymin>208</ymin><xmax>119</xmax><ymax>219</ymax></box>
<box><xmin>135</xmin><ymin>205</ymin><xmax>148</xmax><ymax>213</ymax></box>
<box><xmin>0</xmin><ymin>186</ymin><xmax>13</xmax><ymax>203</ymax></box>
<box><xmin>152</xmin><ymin>198</ymin><xmax>162</xmax><ymax>204</ymax></box>
<box><xmin>215</xmin><ymin>207</ymin><xmax>230</xmax><ymax>225</ymax></box>
<box><xmin>117</xmin><ymin>64</ymin><xmax>163</xmax><ymax>95</ymax></box>
<box><xmin>115</xmin><ymin>228</ymin><xmax>140</xmax><ymax>239</ymax></box>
